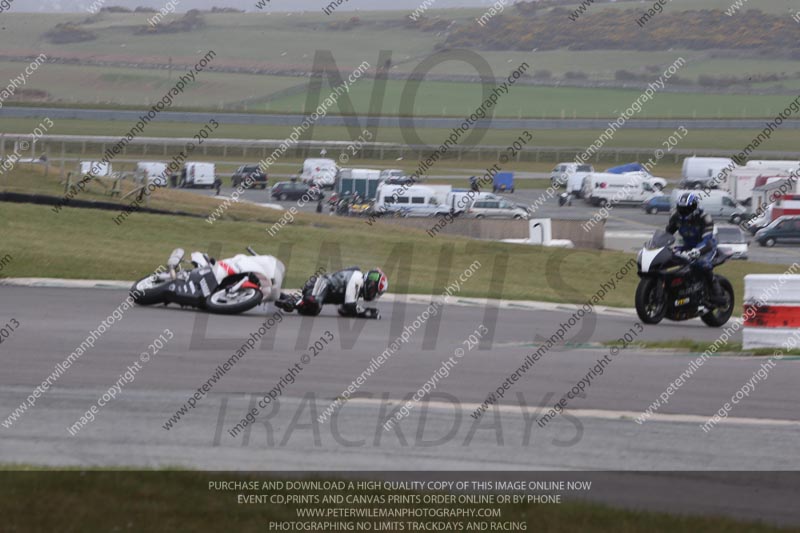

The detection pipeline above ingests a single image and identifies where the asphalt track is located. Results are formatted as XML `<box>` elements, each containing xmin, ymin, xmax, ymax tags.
<box><xmin>2</xmin><ymin>285</ymin><xmax>799</xmax><ymax>524</ymax></box>
<box><xmin>2</xmin><ymin>106</ymin><xmax>796</xmax><ymax>130</ymax></box>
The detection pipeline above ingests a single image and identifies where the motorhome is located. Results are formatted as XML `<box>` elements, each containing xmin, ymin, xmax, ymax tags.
<box><xmin>744</xmin><ymin>160</ymin><xmax>800</xmax><ymax>173</ymax></box>
<box><xmin>746</xmin><ymin>178</ymin><xmax>800</xmax><ymax>232</ymax></box>
<box><xmin>180</xmin><ymin>162</ymin><xmax>216</xmax><ymax>188</ymax></box>
<box><xmin>135</xmin><ymin>162</ymin><xmax>169</xmax><ymax>187</ymax></box>
<box><xmin>723</xmin><ymin>169</ymin><xmax>789</xmax><ymax>206</ymax></box>
<box><xmin>301</xmin><ymin>158</ymin><xmax>338</xmax><ymax>189</ymax></box>
<box><xmin>583</xmin><ymin>172</ymin><xmax>666</xmax><ymax>206</ymax></box>
<box><xmin>670</xmin><ymin>188</ymin><xmax>746</xmax><ymax>221</ymax></box>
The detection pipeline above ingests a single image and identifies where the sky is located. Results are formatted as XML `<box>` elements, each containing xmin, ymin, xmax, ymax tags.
<box><xmin>7</xmin><ymin>0</ymin><xmax>498</xmax><ymax>13</ymax></box>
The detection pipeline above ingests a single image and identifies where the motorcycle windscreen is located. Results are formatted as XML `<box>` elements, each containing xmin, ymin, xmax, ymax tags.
<box><xmin>645</xmin><ymin>230</ymin><xmax>675</xmax><ymax>249</ymax></box>
<box><xmin>167</xmin><ymin>248</ymin><xmax>185</xmax><ymax>268</ymax></box>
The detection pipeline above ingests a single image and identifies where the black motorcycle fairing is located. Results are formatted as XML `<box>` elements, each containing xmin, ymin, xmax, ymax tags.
<box><xmin>165</xmin><ymin>267</ymin><xmax>220</xmax><ymax>306</ymax></box>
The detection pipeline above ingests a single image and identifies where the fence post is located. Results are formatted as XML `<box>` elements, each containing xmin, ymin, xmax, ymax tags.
<box><xmin>60</xmin><ymin>142</ymin><xmax>65</xmax><ymax>178</ymax></box>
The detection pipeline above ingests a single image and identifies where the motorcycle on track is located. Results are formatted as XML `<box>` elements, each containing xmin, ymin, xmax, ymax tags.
<box><xmin>635</xmin><ymin>231</ymin><xmax>735</xmax><ymax>327</ymax></box>
<box><xmin>131</xmin><ymin>247</ymin><xmax>285</xmax><ymax>315</ymax></box>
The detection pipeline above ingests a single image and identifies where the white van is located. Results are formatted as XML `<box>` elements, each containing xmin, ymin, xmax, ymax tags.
<box><xmin>681</xmin><ymin>157</ymin><xmax>736</xmax><ymax>187</ymax></box>
<box><xmin>584</xmin><ymin>172</ymin><xmax>666</xmax><ymax>206</ymax></box>
<box><xmin>670</xmin><ymin>189</ymin><xmax>746</xmax><ymax>221</ymax></box>
<box><xmin>80</xmin><ymin>161</ymin><xmax>112</xmax><ymax>177</ymax></box>
<box><xmin>375</xmin><ymin>184</ymin><xmax>443</xmax><ymax>216</ymax></box>
<box><xmin>301</xmin><ymin>158</ymin><xmax>338</xmax><ymax>189</ymax></box>
<box><xmin>136</xmin><ymin>162</ymin><xmax>168</xmax><ymax>187</ymax></box>
<box><xmin>551</xmin><ymin>162</ymin><xmax>594</xmax><ymax>192</ymax></box>
<box><xmin>180</xmin><ymin>162</ymin><xmax>216</xmax><ymax>189</ymax></box>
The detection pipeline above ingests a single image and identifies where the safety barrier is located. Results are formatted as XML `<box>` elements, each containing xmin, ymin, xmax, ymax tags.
<box><xmin>742</xmin><ymin>274</ymin><xmax>800</xmax><ymax>350</ymax></box>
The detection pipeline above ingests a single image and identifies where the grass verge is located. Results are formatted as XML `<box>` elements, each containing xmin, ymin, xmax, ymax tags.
<box><xmin>0</xmin><ymin>470</ymin><xmax>791</xmax><ymax>533</ymax></box>
<box><xmin>0</xmin><ymin>196</ymin><xmax>789</xmax><ymax>312</ymax></box>
<box><xmin>603</xmin><ymin>339</ymin><xmax>800</xmax><ymax>356</ymax></box>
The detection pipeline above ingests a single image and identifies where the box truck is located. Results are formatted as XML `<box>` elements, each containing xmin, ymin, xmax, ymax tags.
<box><xmin>337</xmin><ymin>168</ymin><xmax>382</xmax><ymax>199</ymax></box>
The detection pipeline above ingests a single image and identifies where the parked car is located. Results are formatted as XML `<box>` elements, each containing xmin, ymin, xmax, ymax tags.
<box><xmin>379</xmin><ymin>169</ymin><xmax>413</xmax><ymax>185</ymax></box>
<box><xmin>384</xmin><ymin>175</ymin><xmax>415</xmax><ymax>186</ymax></box>
<box><xmin>231</xmin><ymin>165</ymin><xmax>268</xmax><ymax>189</ymax></box>
<box><xmin>642</xmin><ymin>195</ymin><xmax>672</xmax><ymax>214</ymax></box>
<box><xmin>716</xmin><ymin>225</ymin><xmax>749</xmax><ymax>260</ymax></box>
<box><xmin>466</xmin><ymin>198</ymin><xmax>529</xmax><ymax>219</ymax></box>
<box><xmin>754</xmin><ymin>215</ymin><xmax>800</xmax><ymax>247</ymax></box>
<box><xmin>271</xmin><ymin>181</ymin><xmax>324</xmax><ymax>201</ymax></box>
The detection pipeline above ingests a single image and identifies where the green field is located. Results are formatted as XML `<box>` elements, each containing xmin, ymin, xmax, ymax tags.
<box><xmin>265</xmin><ymin>79</ymin><xmax>797</xmax><ymax>118</ymax></box>
<box><xmin>2</xmin><ymin>8</ymin><xmax>799</xmax><ymax>116</ymax></box>
<box><xmin>0</xmin><ymin>61</ymin><xmax>303</xmax><ymax>109</ymax></box>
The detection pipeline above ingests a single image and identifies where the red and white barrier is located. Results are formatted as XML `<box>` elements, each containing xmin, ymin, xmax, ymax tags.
<box><xmin>743</xmin><ymin>274</ymin><xmax>800</xmax><ymax>350</ymax></box>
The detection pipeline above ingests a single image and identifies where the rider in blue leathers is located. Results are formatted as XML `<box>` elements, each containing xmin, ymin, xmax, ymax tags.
<box><xmin>666</xmin><ymin>192</ymin><xmax>725</xmax><ymax>305</ymax></box>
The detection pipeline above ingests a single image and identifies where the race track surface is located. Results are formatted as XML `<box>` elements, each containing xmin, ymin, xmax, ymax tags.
<box><xmin>1</xmin><ymin>285</ymin><xmax>796</xmax><ymax>472</ymax></box>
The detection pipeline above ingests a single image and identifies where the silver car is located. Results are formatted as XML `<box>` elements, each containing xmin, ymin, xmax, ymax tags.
<box><xmin>467</xmin><ymin>198</ymin><xmax>529</xmax><ymax>219</ymax></box>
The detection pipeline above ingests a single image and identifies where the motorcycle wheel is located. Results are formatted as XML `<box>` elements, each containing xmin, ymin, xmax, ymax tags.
<box><xmin>131</xmin><ymin>275</ymin><xmax>170</xmax><ymax>306</ymax></box>
<box><xmin>701</xmin><ymin>277</ymin><xmax>734</xmax><ymax>328</ymax></box>
<box><xmin>635</xmin><ymin>278</ymin><xmax>667</xmax><ymax>324</ymax></box>
<box><xmin>205</xmin><ymin>287</ymin><xmax>263</xmax><ymax>315</ymax></box>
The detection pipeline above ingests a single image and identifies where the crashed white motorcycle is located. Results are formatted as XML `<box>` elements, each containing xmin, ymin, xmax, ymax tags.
<box><xmin>131</xmin><ymin>247</ymin><xmax>285</xmax><ymax>315</ymax></box>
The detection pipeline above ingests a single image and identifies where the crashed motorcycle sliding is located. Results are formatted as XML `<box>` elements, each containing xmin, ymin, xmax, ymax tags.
<box><xmin>131</xmin><ymin>247</ymin><xmax>285</xmax><ymax>315</ymax></box>
<box><xmin>635</xmin><ymin>230</ymin><xmax>734</xmax><ymax>327</ymax></box>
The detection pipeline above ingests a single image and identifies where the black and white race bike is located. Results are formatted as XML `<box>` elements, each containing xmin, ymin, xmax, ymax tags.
<box><xmin>635</xmin><ymin>231</ymin><xmax>735</xmax><ymax>327</ymax></box>
<box><xmin>131</xmin><ymin>247</ymin><xmax>285</xmax><ymax>315</ymax></box>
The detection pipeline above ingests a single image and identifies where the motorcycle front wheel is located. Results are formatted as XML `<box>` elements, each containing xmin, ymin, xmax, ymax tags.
<box><xmin>635</xmin><ymin>278</ymin><xmax>667</xmax><ymax>324</ymax></box>
<box><xmin>701</xmin><ymin>277</ymin><xmax>735</xmax><ymax>328</ymax></box>
<box><xmin>131</xmin><ymin>275</ymin><xmax>171</xmax><ymax>306</ymax></box>
<box><xmin>205</xmin><ymin>287</ymin><xmax>263</xmax><ymax>315</ymax></box>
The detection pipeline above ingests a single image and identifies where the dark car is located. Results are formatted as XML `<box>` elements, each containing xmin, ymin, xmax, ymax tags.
<box><xmin>231</xmin><ymin>165</ymin><xmax>268</xmax><ymax>189</ymax></box>
<box><xmin>754</xmin><ymin>216</ymin><xmax>800</xmax><ymax>247</ymax></box>
<box><xmin>641</xmin><ymin>195</ymin><xmax>671</xmax><ymax>214</ymax></box>
<box><xmin>271</xmin><ymin>181</ymin><xmax>324</xmax><ymax>202</ymax></box>
<box><xmin>383</xmin><ymin>175</ymin><xmax>415</xmax><ymax>186</ymax></box>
